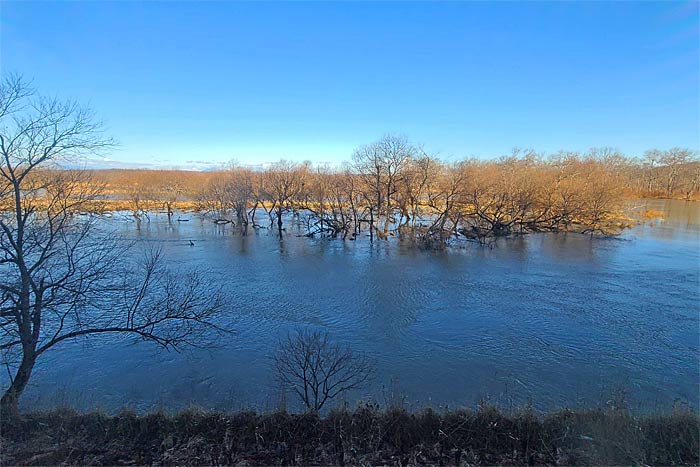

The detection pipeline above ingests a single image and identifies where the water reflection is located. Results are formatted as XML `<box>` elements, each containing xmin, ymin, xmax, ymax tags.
<box><xmin>627</xmin><ymin>199</ymin><xmax>700</xmax><ymax>240</ymax></box>
<box><xmin>20</xmin><ymin>200</ymin><xmax>700</xmax><ymax>413</ymax></box>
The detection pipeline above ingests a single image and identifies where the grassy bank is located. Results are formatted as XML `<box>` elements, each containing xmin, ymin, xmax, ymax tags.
<box><xmin>1</xmin><ymin>405</ymin><xmax>697</xmax><ymax>466</ymax></box>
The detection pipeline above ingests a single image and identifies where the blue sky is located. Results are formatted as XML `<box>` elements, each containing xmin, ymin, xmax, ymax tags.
<box><xmin>1</xmin><ymin>1</ymin><xmax>698</xmax><ymax>169</ymax></box>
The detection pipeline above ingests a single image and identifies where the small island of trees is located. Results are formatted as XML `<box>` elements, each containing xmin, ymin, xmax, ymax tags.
<box><xmin>87</xmin><ymin>138</ymin><xmax>698</xmax><ymax>248</ymax></box>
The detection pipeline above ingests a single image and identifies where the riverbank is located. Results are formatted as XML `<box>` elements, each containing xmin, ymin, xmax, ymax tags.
<box><xmin>2</xmin><ymin>405</ymin><xmax>698</xmax><ymax>466</ymax></box>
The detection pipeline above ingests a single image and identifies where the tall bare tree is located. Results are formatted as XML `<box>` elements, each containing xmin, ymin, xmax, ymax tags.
<box><xmin>264</xmin><ymin>160</ymin><xmax>307</xmax><ymax>233</ymax></box>
<box><xmin>0</xmin><ymin>75</ymin><xmax>226</xmax><ymax>414</ymax></box>
<box><xmin>352</xmin><ymin>134</ymin><xmax>413</xmax><ymax>239</ymax></box>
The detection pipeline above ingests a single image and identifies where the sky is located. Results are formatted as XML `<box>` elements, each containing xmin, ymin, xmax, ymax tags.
<box><xmin>1</xmin><ymin>1</ymin><xmax>698</xmax><ymax>169</ymax></box>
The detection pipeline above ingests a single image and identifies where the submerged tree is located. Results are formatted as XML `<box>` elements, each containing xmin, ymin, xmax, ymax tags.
<box><xmin>274</xmin><ymin>329</ymin><xmax>373</xmax><ymax>412</ymax></box>
<box><xmin>353</xmin><ymin>134</ymin><xmax>414</xmax><ymax>239</ymax></box>
<box><xmin>263</xmin><ymin>160</ymin><xmax>308</xmax><ymax>233</ymax></box>
<box><xmin>0</xmin><ymin>75</ymin><xmax>226</xmax><ymax>414</ymax></box>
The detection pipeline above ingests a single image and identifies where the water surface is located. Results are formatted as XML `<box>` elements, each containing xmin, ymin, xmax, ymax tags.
<box><xmin>18</xmin><ymin>200</ymin><xmax>700</xmax><ymax>412</ymax></box>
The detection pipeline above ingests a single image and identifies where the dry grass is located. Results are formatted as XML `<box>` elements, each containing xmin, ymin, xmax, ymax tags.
<box><xmin>1</xmin><ymin>404</ymin><xmax>697</xmax><ymax>466</ymax></box>
<box><xmin>642</xmin><ymin>209</ymin><xmax>665</xmax><ymax>220</ymax></box>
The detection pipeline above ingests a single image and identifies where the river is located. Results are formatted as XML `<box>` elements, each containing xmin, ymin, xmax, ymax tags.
<box><xmin>18</xmin><ymin>200</ymin><xmax>700</xmax><ymax>413</ymax></box>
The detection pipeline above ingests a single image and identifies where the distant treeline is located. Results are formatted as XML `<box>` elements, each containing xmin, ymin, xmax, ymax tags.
<box><xmin>2</xmin><ymin>404</ymin><xmax>698</xmax><ymax>466</ymax></box>
<box><xmin>88</xmin><ymin>137</ymin><xmax>698</xmax><ymax>247</ymax></box>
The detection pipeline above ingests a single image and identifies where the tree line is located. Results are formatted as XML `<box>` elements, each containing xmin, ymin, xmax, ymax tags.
<box><xmin>91</xmin><ymin>139</ymin><xmax>698</xmax><ymax>247</ymax></box>
<box><xmin>1</xmin><ymin>72</ymin><xmax>698</xmax><ymax>415</ymax></box>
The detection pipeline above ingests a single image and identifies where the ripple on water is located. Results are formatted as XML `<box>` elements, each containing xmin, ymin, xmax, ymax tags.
<box><xmin>19</xmin><ymin>203</ymin><xmax>700</xmax><ymax>411</ymax></box>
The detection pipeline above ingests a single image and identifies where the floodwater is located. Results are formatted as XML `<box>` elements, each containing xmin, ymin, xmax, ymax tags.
<box><xmin>19</xmin><ymin>200</ymin><xmax>700</xmax><ymax>412</ymax></box>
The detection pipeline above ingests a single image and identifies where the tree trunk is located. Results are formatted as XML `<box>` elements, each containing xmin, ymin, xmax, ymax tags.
<box><xmin>1</xmin><ymin>349</ymin><xmax>36</xmax><ymax>416</ymax></box>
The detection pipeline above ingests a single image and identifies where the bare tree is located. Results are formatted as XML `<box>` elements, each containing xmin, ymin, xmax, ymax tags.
<box><xmin>421</xmin><ymin>161</ymin><xmax>467</xmax><ymax>248</ymax></box>
<box><xmin>396</xmin><ymin>152</ymin><xmax>438</xmax><ymax>229</ymax></box>
<box><xmin>0</xmin><ymin>75</ymin><xmax>226</xmax><ymax>415</ymax></box>
<box><xmin>264</xmin><ymin>160</ymin><xmax>307</xmax><ymax>233</ymax></box>
<box><xmin>159</xmin><ymin>181</ymin><xmax>183</xmax><ymax>219</ymax></box>
<box><xmin>353</xmin><ymin>135</ymin><xmax>413</xmax><ymax>239</ymax></box>
<box><xmin>198</xmin><ymin>165</ymin><xmax>254</xmax><ymax>232</ymax></box>
<box><xmin>126</xmin><ymin>181</ymin><xmax>153</xmax><ymax>221</ymax></box>
<box><xmin>227</xmin><ymin>165</ymin><xmax>254</xmax><ymax>230</ymax></box>
<box><xmin>274</xmin><ymin>329</ymin><xmax>373</xmax><ymax>412</ymax></box>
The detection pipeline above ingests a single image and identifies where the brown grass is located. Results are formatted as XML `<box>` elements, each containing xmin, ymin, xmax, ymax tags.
<box><xmin>642</xmin><ymin>209</ymin><xmax>665</xmax><ymax>220</ymax></box>
<box><xmin>1</xmin><ymin>405</ymin><xmax>697</xmax><ymax>466</ymax></box>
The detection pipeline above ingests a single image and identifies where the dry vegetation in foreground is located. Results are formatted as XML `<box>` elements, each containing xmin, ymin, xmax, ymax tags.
<box><xmin>1</xmin><ymin>404</ymin><xmax>698</xmax><ymax>466</ymax></box>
